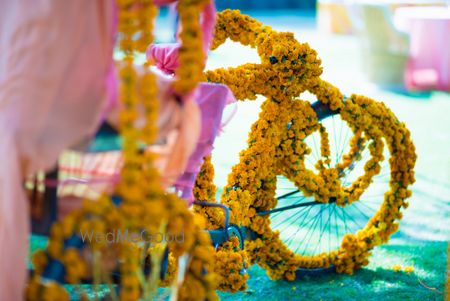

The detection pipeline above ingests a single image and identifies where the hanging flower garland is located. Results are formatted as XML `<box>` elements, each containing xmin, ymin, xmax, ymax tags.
<box><xmin>173</xmin><ymin>0</ymin><xmax>211</xmax><ymax>95</ymax></box>
<box><xmin>27</xmin><ymin>1</ymin><xmax>218</xmax><ymax>300</ymax></box>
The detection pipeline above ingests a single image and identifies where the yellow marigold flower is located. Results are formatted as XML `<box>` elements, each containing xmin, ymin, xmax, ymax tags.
<box><xmin>404</xmin><ymin>266</ymin><xmax>414</xmax><ymax>273</ymax></box>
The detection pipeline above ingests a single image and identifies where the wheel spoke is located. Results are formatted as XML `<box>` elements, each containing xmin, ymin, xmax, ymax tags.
<box><xmin>296</xmin><ymin>205</ymin><xmax>327</xmax><ymax>254</ymax></box>
<box><xmin>273</xmin><ymin>204</ymin><xmax>312</xmax><ymax>231</ymax></box>
<box><xmin>267</xmin><ymin>114</ymin><xmax>391</xmax><ymax>268</ymax></box>
<box><xmin>311</xmin><ymin>133</ymin><xmax>321</xmax><ymax>163</ymax></box>
<box><xmin>312</xmin><ymin>204</ymin><xmax>334</xmax><ymax>254</ymax></box>
<box><xmin>282</xmin><ymin>205</ymin><xmax>316</xmax><ymax>248</ymax></box>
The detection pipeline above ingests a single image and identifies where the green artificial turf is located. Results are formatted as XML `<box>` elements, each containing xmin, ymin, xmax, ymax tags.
<box><xmin>217</xmin><ymin>242</ymin><xmax>447</xmax><ymax>301</ymax></box>
<box><xmin>29</xmin><ymin>236</ymin><xmax>448</xmax><ymax>300</ymax></box>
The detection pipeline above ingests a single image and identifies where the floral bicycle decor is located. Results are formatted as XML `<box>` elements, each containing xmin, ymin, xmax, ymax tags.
<box><xmin>27</xmin><ymin>1</ymin><xmax>416</xmax><ymax>301</ymax></box>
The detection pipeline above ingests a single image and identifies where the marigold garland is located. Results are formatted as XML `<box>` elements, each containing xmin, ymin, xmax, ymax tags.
<box><xmin>27</xmin><ymin>1</ymin><xmax>218</xmax><ymax>300</ymax></box>
<box><xmin>202</xmin><ymin>9</ymin><xmax>416</xmax><ymax>284</ymax></box>
<box><xmin>173</xmin><ymin>0</ymin><xmax>211</xmax><ymax>95</ymax></box>
<box><xmin>192</xmin><ymin>157</ymin><xmax>249</xmax><ymax>292</ymax></box>
<box><xmin>193</xmin><ymin>156</ymin><xmax>224</xmax><ymax>230</ymax></box>
<box><xmin>214</xmin><ymin>237</ymin><xmax>249</xmax><ymax>292</ymax></box>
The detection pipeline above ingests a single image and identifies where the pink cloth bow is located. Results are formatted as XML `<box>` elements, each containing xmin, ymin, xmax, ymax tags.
<box><xmin>148</xmin><ymin>43</ymin><xmax>181</xmax><ymax>74</ymax></box>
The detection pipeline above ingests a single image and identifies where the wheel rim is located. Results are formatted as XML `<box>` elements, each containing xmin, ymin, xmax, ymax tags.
<box><xmin>267</xmin><ymin>112</ymin><xmax>391</xmax><ymax>266</ymax></box>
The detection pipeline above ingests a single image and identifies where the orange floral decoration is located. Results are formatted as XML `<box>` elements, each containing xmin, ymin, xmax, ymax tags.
<box><xmin>197</xmin><ymin>9</ymin><xmax>416</xmax><ymax>286</ymax></box>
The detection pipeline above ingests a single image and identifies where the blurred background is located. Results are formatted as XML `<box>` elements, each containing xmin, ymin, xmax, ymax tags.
<box><xmin>215</xmin><ymin>0</ymin><xmax>317</xmax><ymax>10</ymax></box>
<box><xmin>158</xmin><ymin>0</ymin><xmax>450</xmax><ymax>93</ymax></box>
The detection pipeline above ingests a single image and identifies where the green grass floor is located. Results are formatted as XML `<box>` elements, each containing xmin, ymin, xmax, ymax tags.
<box><xmin>30</xmin><ymin>237</ymin><xmax>448</xmax><ymax>300</ymax></box>
<box><xmin>217</xmin><ymin>242</ymin><xmax>448</xmax><ymax>301</ymax></box>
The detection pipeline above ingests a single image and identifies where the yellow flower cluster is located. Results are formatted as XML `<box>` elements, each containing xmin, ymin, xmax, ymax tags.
<box><xmin>214</xmin><ymin>237</ymin><xmax>249</xmax><ymax>292</ymax></box>
<box><xmin>404</xmin><ymin>266</ymin><xmax>414</xmax><ymax>273</ymax></box>
<box><xmin>193</xmin><ymin>156</ymin><xmax>225</xmax><ymax>229</ymax></box>
<box><xmin>202</xmin><ymin>9</ymin><xmax>416</xmax><ymax>284</ymax></box>
<box><xmin>173</xmin><ymin>0</ymin><xmax>211</xmax><ymax>94</ymax></box>
<box><xmin>120</xmin><ymin>244</ymin><xmax>142</xmax><ymax>300</ymax></box>
<box><xmin>335</xmin><ymin>130</ymin><xmax>366</xmax><ymax>173</ymax></box>
<box><xmin>192</xmin><ymin>157</ymin><xmax>249</xmax><ymax>292</ymax></box>
<box><xmin>26</xmin><ymin>278</ymin><xmax>70</xmax><ymax>301</ymax></box>
<box><xmin>28</xmin><ymin>1</ymin><xmax>218</xmax><ymax>300</ymax></box>
<box><xmin>211</xmin><ymin>9</ymin><xmax>268</xmax><ymax>49</ymax></box>
<box><xmin>334</xmin><ymin>233</ymin><xmax>370</xmax><ymax>274</ymax></box>
<box><xmin>392</xmin><ymin>265</ymin><xmax>414</xmax><ymax>273</ymax></box>
<box><xmin>193</xmin><ymin>156</ymin><xmax>217</xmax><ymax>202</ymax></box>
<box><xmin>205</xmin><ymin>10</ymin><xmax>322</xmax><ymax>101</ymax></box>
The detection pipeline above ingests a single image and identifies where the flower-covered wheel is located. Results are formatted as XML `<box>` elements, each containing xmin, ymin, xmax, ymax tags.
<box><xmin>259</xmin><ymin>89</ymin><xmax>416</xmax><ymax>277</ymax></box>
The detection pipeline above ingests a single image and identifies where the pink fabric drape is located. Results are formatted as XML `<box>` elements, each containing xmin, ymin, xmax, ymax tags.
<box><xmin>173</xmin><ymin>82</ymin><xmax>234</xmax><ymax>203</ymax></box>
<box><xmin>0</xmin><ymin>0</ymin><xmax>222</xmax><ymax>299</ymax></box>
<box><xmin>147</xmin><ymin>44</ymin><xmax>181</xmax><ymax>74</ymax></box>
<box><xmin>106</xmin><ymin>68</ymin><xmax>201</xmax><ymax>189</ymax></box>
<box><xmin>147</xmin><ymin>1</ymin><xmax>237</xmax><ymax>204</ymax></box>
<box><xmin>0</xmin><ymin>1</ymin><xmax>116</xmax><ymax>299</ymax></box>
<box><xmin>147</xmin><ymin>0</ymin><xmax>227</xmax><ymax>205</ymax></box>
<box><xmin>148</xmin><ymin>0</ymin><xmax>216</xmax><ymax>80</ymax></box>
<box><xmin>404</xmin><ymin>9</ymin><xmax>450</xmax><ymax>91</ymax></box>
<box><xmin>56</xmin><ymin>79</ymin><xmax>233</xmax><ymax>212</ymax></box>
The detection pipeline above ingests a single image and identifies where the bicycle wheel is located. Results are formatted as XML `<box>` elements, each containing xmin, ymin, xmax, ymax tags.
<box><xmin>268</xmin><ymin>110</ymin><xmax>390</xmax><ymax>274</ymax></box>
<box><xmin>247</xmin><ymin>90</ymin><xmax>416</xmax><ymax>279</ymax></box>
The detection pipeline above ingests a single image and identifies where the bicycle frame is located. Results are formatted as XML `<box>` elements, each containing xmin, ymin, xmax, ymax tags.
<box><xmin>195</xmin><ymin>100</ymin><xmax>338</xmax><ymax>272</ymax></box>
